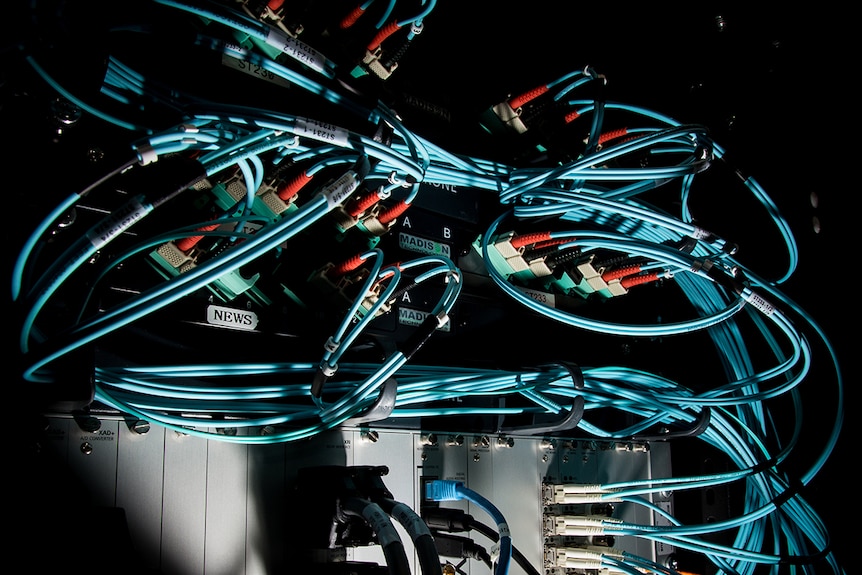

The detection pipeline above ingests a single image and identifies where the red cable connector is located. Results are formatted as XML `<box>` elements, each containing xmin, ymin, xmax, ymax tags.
<box><xmin>368</xmin><ymin>20</ymin><xmax>401</xmax><ymax>52</ymax></box>
<box><xmin>508</xmin><ymin>85</ymin><xmax>549</xmax><ymax>111</ymax></box>
<box><xmin>598</xmin><ymin>127</ymin><xmax>628</xmax><ymax>146</ymax></box>
<box><xmin>602</xmin><ymin>264</ymin><xmax>642</xmax><ymax>282</ymax></box>
<box><xmin>339</xmin><ymin>5</ymin><xmax>365</xmax><ymax>29</ymax></box>
<box><xmin>176</xmin><ymin>222</ymin><xmax>220</xmax><ymax>253</ymax></box>
<box><xmin>564</xmin><ymin>110</ymin><xmax>581</xmax><ymax>124</ymax></box>
<box><xmin>620</xmin><ymin>271</ymin><xmax>660</xmax><ymax>289</ymax></box>
<box><xmin>327</xmin><ymin>253</ymin><xmax>365</xmax><ymax>279</ymax></box>
<box><xmin>510</xmin><ymin>231</ymin><xmax>553</xmax><ymax>249</ymax></box>
<box><xmin>277</xmin><ymin>171</ymin><xmax>312</xmax><ymax>202</ymax></box>
<box><xmin>346</xmin><ymin>189</ymin><xmax>381</xmax><ymax>217</ymax></box>
<box><xmin>376</xmin><ymin>199</ymin><xmax>409</xmax><ymax>225</ymax></box>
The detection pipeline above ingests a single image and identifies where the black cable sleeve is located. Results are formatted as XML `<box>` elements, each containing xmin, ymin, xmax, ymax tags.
<box><xmin>469</xmin><ymin>519</ymin><xmax>542</xmax><ymax>575</ymax></box>
<box><xmin>377</xmin><ymin>497</ymin><xmax>443</xmax><ymax>575</ymax></box>
<box><xmin>341</xmin><ymin>497</ymin><xmax>412</xmax><ymax>575</ymax></box>
<box><xmin>432</xmin><ymin>533</ymin><xmax>492</xmax><ymax>569</ymax></box>
<box><xmin>400</xmin><ymin>313</ymin><xmax>441</xmax><ymax>361</ymax></box>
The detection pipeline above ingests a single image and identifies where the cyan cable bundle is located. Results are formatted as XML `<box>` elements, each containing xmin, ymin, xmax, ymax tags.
<box><xmin>10</xmin><ymin>2</ymin><xmax>845</xmax><ymax>573</ymax></box>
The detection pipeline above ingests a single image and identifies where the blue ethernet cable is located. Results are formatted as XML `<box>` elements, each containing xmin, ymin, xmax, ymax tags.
<box><xmin>426</xmin><ymin>480</ymin><xmax>512</xmax><ymax>575</ymax></box>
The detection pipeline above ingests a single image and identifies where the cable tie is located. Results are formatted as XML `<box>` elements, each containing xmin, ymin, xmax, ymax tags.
<box><xmin>411</xmin><ymin>22</ymin><xmax>424</xmax><ymax>35</ymax></box>
<box><xmin>750</xmin><ymin>457</ymin><xmax>780</xmax><ymax>475</ymax></box>
<box><xmin>377</xmin><ymin>185</ymin><xmax>391</xmax><ymax>200</ymax></box>
<box><xmin>320</xmin><ymin>361</ymin><xmax>338</xmax><ymax>377</ymax></box>
<box><xmin>324</xmin><ymin>336</ymin><xmax>340</xmax><ymax>353</ymax></box>
<box><xmin>135</xmin><ymin>143</ymin><xmax>158</xmax><ymax>166</ymax></box>
<box><xmin>435</xmin><ymin>311</ymin><xmax>450</xmax><ymax>328</ymax></box>
<box><xmin>690</xmin><ymin>257</ymin><xmax>714</xmax><ymax>274</ymax></box>
<box><xmin>179</xmin><ymin>124</ymin><xmax>199</xmax><ymax>133</ymax></box>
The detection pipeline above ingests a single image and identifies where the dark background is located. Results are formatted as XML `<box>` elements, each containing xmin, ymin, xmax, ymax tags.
<box><xmin>3</xmin><ymin>2</ymin><xmax>853</xmax><ymax>572</ymax></box>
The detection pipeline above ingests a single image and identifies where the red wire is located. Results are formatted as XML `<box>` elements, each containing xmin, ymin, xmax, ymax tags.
<box><xmin>339</xmin><ymin>5</ymin><xmax>365</xmax><ymax>29</ymax></box>
<box><xmin>510</xmin><ymin>231</ymin><xmax>553</xmax><ymax>249</ymax></box>
<box><xmin>603</xmin><ymin>264</ymin><xmax>642</xmax><ymax>282</ymax></box>
<box><xmin>508</xmin><ymin>85</ymin><xmax>549</xmax><ymax>110</ymax></box>
<box><xmin>367</xmin><ymin>20</ymin><xmax>401</xmax><ymax>51</ymax></box>
<box><xmin>598</xmin><ymin>127</ymin><xmax>628</xmax><ymax>146</ymax></box>
<box><xmin>176</xmin><ymin>222</ymin><xmax>220</xmax><ymax>253</ymax></box>
<box><xmin>532</xmin><ymin>238</ymin><xmax>572</xmax><ymax>250</ymax></box>
<box><xmin>347</xmin><ymin>189</ymin><xmax>381</xmax><ymax>217</ymax></box>
<box><xmin>328</xmin><ymin>253</ymin><xmax>365</xmax><ymax>278</ymax></box>
<box><xmin>277</xmin><ymin>171</ymin><xmax>312</xmax><ymax>201</ymax></box>
<box><xmin>620</xmin><ymin>271</ymin><xmax>660</xmax><ymax>289</ymax></box>
<box><xmin>564</xmin><ymin>110</ymin><xmax>580</xmax><ymax>123</ymax></box>
<box><xmin>377</xmin><ymin>200</ymin><xmax>409</xmax><ymax>225</ymax></box>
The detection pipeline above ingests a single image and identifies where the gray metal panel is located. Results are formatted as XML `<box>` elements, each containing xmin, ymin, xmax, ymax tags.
<box><xmin>246</xmin><ymin>443</ymin><xmax>287</xmax><ymax>575</ymax></box>
<box><xmin>204</xmin><ymin>437</ymin><xmax>249</xmax><ymax>575</ymax></box>
<box><xmin>40</xmin><ymin>416</ymin><xmax>71</xmax><ymax>464</ymax></box>
<box><xmin>490</xmin><ymin>436</ymin><xmax>543</xmax><ymax>571</ymax></box>
<box><xmin>162</xmin><ymin>429</ymin><xmax>209</xmax><ymax>575</ymax></box>
<box><xmin>38</xmin><ymin>417</ymin><xmax>674</xmax><ymax>574</ymax></box>
<box><xmin>68</xmin><ymin>418</ymin><xmax>119</xmax><ymax>508</ymax></box>
<box><xmin>352</xmin><ymin>428</ymin><xmax>417</xmax><ymax>569</ymax></box>
<box><xmin>116</xmin><ymin>421</ymin><xmax>166</xmax><ymax>573</ymax></box>
<box><xmin>417</xmin><ymin>430</ymin><xmax>472</xmax><ymax>573</ymax></box>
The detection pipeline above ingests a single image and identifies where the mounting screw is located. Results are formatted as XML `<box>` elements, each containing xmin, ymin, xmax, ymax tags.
<box><xmin>362</xmin><ymin>429</ymin><xmax>379</xmax><ymax>443</ymax></box>
<box><xmin>496</xmin><ymin>435</ymin><xmax>514</xmax><ymax>448</ymax></box>
<box><xmin>446</xmin><ymin>434</ymin><xmax>464</xmax><ymax>446</ymax></box>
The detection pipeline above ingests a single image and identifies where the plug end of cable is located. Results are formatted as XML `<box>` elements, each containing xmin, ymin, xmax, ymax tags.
<box><xmin>426</xmin><ymin>479</ymin><xmax>462</xmax><ymax>502</ymax></box>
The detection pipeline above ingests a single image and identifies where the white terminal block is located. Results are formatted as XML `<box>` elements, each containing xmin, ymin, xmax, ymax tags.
<box><xmin>491</xmin><ymin>101</ymin><xmax>528</xmax><ymax>134</ymax></box>
<box><xmin>526</xmin><ymin>256</ymin><xmax>554</xmax><ymax>278</ymax></box>
<box><xmin>605</xmin><ymin>278</ymin><xmax>628</xmax><ymax>297</ymax></box>
<box><xmin>545</xmin><ymin>483</ymin><xmax>617</xmax><ymax>504</ymax></box>
<box><xmin>362</xmin><ymin>48</ymin><xmax>397</xmax><ymax>79</ymax></box>
<box><xmin>577</xmin><ymin>260</ymin><xmax>609</xmax><ymax>292</ymax></box>
<box><xmin>546</xmin><ymin>515</ymin><xmax>622</xmax><ymax>536</ymax></box>
<box><xmin>156</xmin><ymin>241</ymin><xmax>195</xmax><ymax>271</ymax></box>
<box><xmin>256</xmin><ymin>183</ymin><xmax>294</xmax><ymax>216</ymax></box>
<box><xmin>545</xmin><ymin>546</ymin><xmax>603</xmax><ymax>569</ymax></box>
<box><xmin>358</xmin><ymin>284</ymin><xmax>393</xmax><ymax>318</ymax></box>
<box><xmin>492</xmin><ymin>231</ymin><xmax>523</xmax><ymax>259</ymax></box>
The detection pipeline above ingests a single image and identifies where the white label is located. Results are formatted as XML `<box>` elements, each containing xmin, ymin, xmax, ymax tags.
<box><xmin>87</xmin><ymin>198</ymin><xmax>151</xmax><ymax>249</ymax></box>
<box><xmin>221</xmin><ymin>54</ymin><xmax>292</xmax><ymax>88</ymax></box>
<box><xmin>398</xmin><ymin>307</ymin><xmax>451</xmax><ymax>332</ymax></box>
<box><xmin>266</xmin><ymin>30</ymin><xmax>326</xmax><ymax>74</ymax></box>
<box><xmin>398</xmin><ymin>232</ymin><xmax>451</xmax><ymax>257</ymax></box>
<box><xmin>319</xmin><ymin>172</ymin><xmax>358</xmax><ymax>209</ymax></box>
<box><xmin>518</xmin><ymin>287</ymin><xmax>556</xmax><ymax>307</ymax></box>
<box><xmin>691</xmin><ymin>226</ymin><xmax>711</xmax><ymax>240</ymax></box>
<box><xmin>745</xmin><ymin>291</ymin><xmax>775</xmax><ymax>316</ymax></box>
<box><xmin>363</xmin><ymin>506</ymin><xmax>398</xmax><ymax>546</ymax></box>
<box><xmin>294</xmin><ymin>117</ymin><xmax>349</xmax><ymax>147</ymax></box>
<box><xmin>392</xmin><ymin>503</ymin><xmax>429</xmax><ymax>537</ymax></box>
<box><xmin>206</xmin><ymin>305</ymin><xmax>259</xmax><ymax>330</ymax></box>
<box><xmin>497</xmin><ymin>522</ymin><xmax>511</xmax><ymax>538</ymax></box>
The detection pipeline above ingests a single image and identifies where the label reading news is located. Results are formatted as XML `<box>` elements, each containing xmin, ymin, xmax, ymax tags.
<box><xmin>207</xmin><ymin>305</ymin><xmax>259</xmax><ymax>331</ymax></box>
